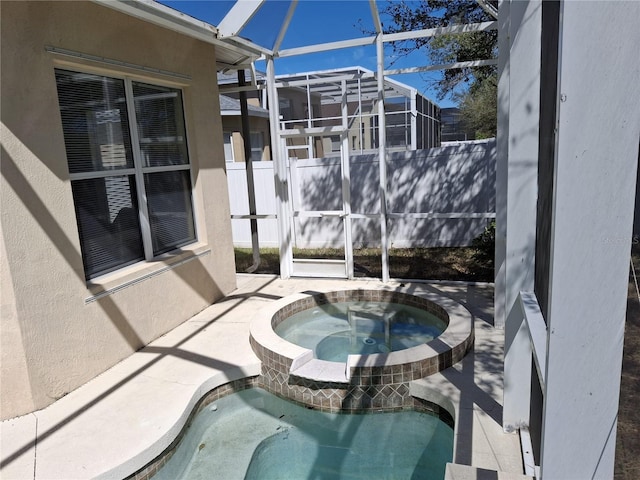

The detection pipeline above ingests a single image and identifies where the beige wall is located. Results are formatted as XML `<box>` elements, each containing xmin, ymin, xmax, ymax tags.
<box><xmin>221</xmin><ymin>116</ymin><xmax>271</xmax><ymax>161</ymax></box>
<box><xmin>0</xmin><ymin>1</ymin><xmax>237</xmax><ymax>419</ymax></box>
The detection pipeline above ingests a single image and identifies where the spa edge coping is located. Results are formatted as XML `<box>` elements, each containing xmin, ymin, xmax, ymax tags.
<box><xmin>249</xmin><ymin>287</ymin><xmax>474</xmax><ymax>384</ymax></box>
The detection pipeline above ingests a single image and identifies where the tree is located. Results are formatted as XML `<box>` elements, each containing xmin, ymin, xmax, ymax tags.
<box><xmin>376</xmin><ymin>0</ymin><xmax>498</xmax><ymax>137</ymax></box>
<box><xmin>457</xmin><ymin>73</ymin><xmax>497</xmax><ymax>138</ymax></box>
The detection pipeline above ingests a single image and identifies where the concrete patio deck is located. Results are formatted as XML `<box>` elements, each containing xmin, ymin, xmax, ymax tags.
<box><xmin>1</xmin><ymin>275</ymin><xmax>526</xmax><ymax>479</ymax></box>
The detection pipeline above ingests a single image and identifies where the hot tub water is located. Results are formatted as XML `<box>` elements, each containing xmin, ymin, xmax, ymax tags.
<box><xmin>275</xmin><ymin>301</ymin><xmax>447</xmax><ymax>362</ymax></box>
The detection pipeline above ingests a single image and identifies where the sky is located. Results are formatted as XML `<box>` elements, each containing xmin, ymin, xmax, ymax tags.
<box><xmin>159</xmin><ymin>0</ymin><xmax>457</xmax><ymax>107</ymax></box>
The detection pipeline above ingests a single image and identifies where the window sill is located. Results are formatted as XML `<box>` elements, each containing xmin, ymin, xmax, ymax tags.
<box><xmin>85</xmin><ymin>243</ymin><xmax>211</xmax><ymax>303</ymax></box>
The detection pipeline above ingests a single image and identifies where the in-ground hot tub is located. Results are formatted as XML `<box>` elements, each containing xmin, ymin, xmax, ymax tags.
<box><xmin>275</xmin><ymin>299</ymin><xmax>448</xmax><ymax>362</ymax></box>
<box><xmin>250</xmin><ymin>288</ymin><xmax>474</xmax><ymax>412</ymax></box>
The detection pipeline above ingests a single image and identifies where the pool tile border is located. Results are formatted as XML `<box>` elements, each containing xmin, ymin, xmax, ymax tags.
<box><xmin>127</xmin><ymin>377</ymin><xmax>260</xmax><ymax>480</ymax></box>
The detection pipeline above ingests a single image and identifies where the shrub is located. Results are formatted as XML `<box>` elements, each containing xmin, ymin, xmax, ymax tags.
<box><xmin>472</xmin><ymin>220</ymin><xmax>495</xmax><ymax>264</ymax></box>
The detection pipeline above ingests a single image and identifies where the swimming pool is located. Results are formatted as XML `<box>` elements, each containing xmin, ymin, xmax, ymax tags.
<box><xmin>153</xmin><ymin>388</ymin><xmax>453</xmax><ymax>479</ymax></box>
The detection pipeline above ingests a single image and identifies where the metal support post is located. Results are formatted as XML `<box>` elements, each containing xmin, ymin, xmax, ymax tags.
<box><xmin>376</xmin><ymin>34</ymin><xmax>389</xmax><ymax>282</ymax></box>
<box><xmin>266</xmin><ymin>56</ymin><xmax>292</xmax><ymax>278</ymax></box>
<box><xmin>341</xmin><ymin>79</ymin><xmax>354</xmax><ymax>278</ymax></box>
<box><xmin>238</xmin><ymin>69</ymin><xmax>261</xmax><ymax>272</ymax></box>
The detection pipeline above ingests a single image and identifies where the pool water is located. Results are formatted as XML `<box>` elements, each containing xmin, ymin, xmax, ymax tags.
<box><xmin>154</xmin><ymin>388</ymin><xmax>453</xmax><ymax>480</ymax></box>
<box><xmin>275</xmin><ymin>301</ymin><xmax>447</xmax><ymax>362</ymax></box>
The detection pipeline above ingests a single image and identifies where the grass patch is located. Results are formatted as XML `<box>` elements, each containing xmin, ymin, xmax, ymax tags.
<box><xmin>235</xmin><ymin>247</ymin><xmax>281</xmax><ymax>274</ymax></box>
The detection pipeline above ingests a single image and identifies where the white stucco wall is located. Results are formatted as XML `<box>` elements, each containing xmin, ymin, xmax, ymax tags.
<box><xmin>502</xmin><ymin>0</ymin><xmax>541</xmax><ymax>430</ymax></box>
<box><xmin>499</xmin><ymin>1</ymin><xmax>640</xmax><ymax>477</ymax></box>
<box><xmin>539</xmin><ymin>3</ymin><xmax>640</xmax><ymax>477</ymax></box>
<box><xmin>0</xmin><ymin>1</ymin><xmax>236</xmax><ymax>420</ymax></box>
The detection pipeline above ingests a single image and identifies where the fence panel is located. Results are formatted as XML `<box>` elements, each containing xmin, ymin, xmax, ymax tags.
<box><xmin>227</xmin><ymin>161</ymin><xmax>280</xmax><ymax>248</ymax></box>
<box><xmin>227</xmin><ymin>139</ymin><xmax>496</xmax><ymax>249</ymax></box>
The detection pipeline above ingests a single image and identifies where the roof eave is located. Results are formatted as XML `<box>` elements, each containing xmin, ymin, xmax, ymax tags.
<box><xmin>91</xmin><ymin>0</ymin><xmax>259</xmax><ymax>69</ymax></box>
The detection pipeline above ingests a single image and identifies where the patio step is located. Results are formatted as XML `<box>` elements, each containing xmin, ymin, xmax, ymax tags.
<box><xmin>445</xmin><ymin>464</ymin><xmax>533</xmax><ymax>480</ymax></box>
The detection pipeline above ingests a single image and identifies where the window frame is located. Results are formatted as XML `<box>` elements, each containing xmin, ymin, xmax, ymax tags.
<box><xmin>57</xmin><ymin>68</ymin><xmax>198</xmax><ymax>279</ymax></box>
<box><xmin>249</xmin><ymin>131</ymin><xmax>264</xmax><ymax>161</ymax></box>
<box><xmin>223</xmin><ymin>131</ymin><xmax>235</xmax><ymax>162</ymax></box>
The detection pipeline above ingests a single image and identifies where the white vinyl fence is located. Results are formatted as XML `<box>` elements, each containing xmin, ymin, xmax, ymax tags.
<box><xmin>228</xmin><ymin>139</ymin><xmax>495</xmax><ymax>249</ymax></box>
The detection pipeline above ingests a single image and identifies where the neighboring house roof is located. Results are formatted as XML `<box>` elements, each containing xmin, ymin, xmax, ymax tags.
<box><xmin>218</xmin><ymin>69</ymin><xmax>266</xmax><ymax>85</ymax></box>
<box><xmin>219</xmin><ymin>94</ymin><xmax>269</xmax><ymax>118</ymax></box>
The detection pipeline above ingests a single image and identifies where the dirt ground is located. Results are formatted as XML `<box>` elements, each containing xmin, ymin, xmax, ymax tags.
<box><xmin>615</xmin><ymin>251</ymin><xmax>640</xmax><ymax>479</ymax></box>
<box><xmin>234</xmin><ymin>246</ymin><xmax>494</xmax><ymax>282</ymax></box>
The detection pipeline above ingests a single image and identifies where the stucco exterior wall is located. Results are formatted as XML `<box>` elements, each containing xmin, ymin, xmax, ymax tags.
<box><xmin>0</xmin><ymin>1</ymin><xmax>236</xmax><ymax>420</ymax></box>
<box><xmin>221</xmin><ymin>115</ymin><xmax>271</xmax><ymax>161</ymax></box>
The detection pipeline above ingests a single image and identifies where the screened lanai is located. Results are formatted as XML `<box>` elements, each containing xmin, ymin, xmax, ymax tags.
<box><xmin>199</xmin><ymin>2</ymin><xmax>640</xmax><ymax>479</ymax></box>
<box><xmin>275</xmin><ymin>66</ymin><xmax>441</xmax><ymax>156</ymax></box>
<box><xmin>210</xmin><ymin>0</ymin><xmax>498</xmax><ymax>282</ymax></box>
<box><xmin>95</xmin><ymin>1</ymin><xmax>640</xmax><ymax>478</ymax></box>
<box><xmin>2</xmin><ymin>1</ymin><xmax>638</xmax><ymax>479</ymax></box>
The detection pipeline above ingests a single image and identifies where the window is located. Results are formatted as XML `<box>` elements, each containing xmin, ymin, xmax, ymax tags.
<box><xmin>55</xmin><ymin>69</ymin><xmax>196</xmax><ymax>279</ymax></box>
<box><xmin>278</xmin><ymin>98</ymin><xmax>292</xmax><ymax>121</ymax></box>
<box><xmin>250</xmin><ymin>131</ymin><xmax>263</xmax><ymax>161</ymax></box>
<box><xmin>330</xmin><ymin>135</ymin><xmax>341</xmax><ymax>152</ymax></box>
<box><xmin>223</xmin><ymin>132</ymin><xmax>234</xmax><ymax>162</ymax></box>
